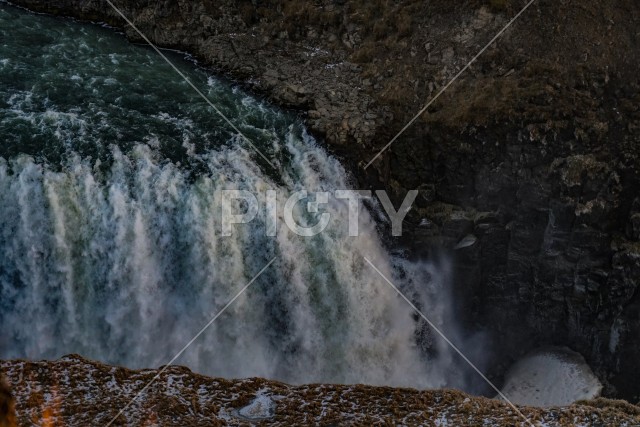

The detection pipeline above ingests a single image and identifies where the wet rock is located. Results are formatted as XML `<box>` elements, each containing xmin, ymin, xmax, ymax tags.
<box><xmin>627</xmin><ymin>213</ymin><xmax>640</xmax><ymax>241</ymax></box>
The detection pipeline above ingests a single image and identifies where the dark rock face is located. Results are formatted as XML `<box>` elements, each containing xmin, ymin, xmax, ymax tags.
<box><xmin>406</xmin><ymin>131</ymin><xmax>640</xmax><ymax>400</ymax></box>
<box><xmin>7</xmin><ymin>0</ymin><xmax>640</xmax><ymax>400</ymax></box>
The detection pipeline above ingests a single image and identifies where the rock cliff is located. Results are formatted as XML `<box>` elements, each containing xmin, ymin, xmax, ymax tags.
<box><xmin>7</xmin><ymin>0</ymin><xmax>640</xmax><ymax>401</ymax></box>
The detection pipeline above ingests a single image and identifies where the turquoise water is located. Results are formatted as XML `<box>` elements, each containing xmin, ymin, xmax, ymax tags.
<box><xmin>0</xmin><ymin>4</ymin><xmax>463</xmax><ymax>388</ymax></box>
<box><xmin>0</xmin><ymin>4</ymin><xmax>285</xmax><ymax>171</ymax></box>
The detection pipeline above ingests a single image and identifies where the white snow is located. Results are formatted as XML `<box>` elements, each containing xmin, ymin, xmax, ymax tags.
<box><xmin>499</xmin><ymin>347</ymin><xmax>602</xmax><ymax>407</ymax></box>
<box><xmin>455</xmin><ymin>234</ymin><xmax>477</xmax><ymax>249</ymax></box>
<box><xmin>236</xmin><ymin>388</ymin><xmax>276</xmax><ymax>420</ymax></box>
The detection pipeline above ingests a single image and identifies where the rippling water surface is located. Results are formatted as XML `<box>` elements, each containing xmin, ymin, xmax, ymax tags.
<box><xmin>0</xmin><ymin>4</ymin><xmax>465</xmax><ymax>388</ymax></box>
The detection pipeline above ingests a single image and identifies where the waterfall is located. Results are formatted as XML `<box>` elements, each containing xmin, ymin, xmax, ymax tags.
<box><xmin>0</xmin><ymin>136</ymin><xmax>461</xmax><ymax>388</ymax></box>
<box><xmin>0</xmin><ymin>3</ymin><xmax>464</xmax><ymax>389</ymax></box>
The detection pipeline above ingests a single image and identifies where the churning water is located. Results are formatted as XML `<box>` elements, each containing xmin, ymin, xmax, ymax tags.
<box><xmin>0</xmin><ymin>4</ymin><xmax>467</xmax><ymax>389</ymax></box>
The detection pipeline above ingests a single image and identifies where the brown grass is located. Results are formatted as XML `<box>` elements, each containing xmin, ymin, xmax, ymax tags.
<box><xmin>488</xmin><ymin>0</ymin><xmax>513</xmax><ymax>11</ymax></box>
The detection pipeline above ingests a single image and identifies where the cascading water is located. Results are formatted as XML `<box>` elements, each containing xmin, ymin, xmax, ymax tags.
<box><xmin>0</xmin><ymin>4</ymin><xmax>468</xmax><ymax>389</ymax></box>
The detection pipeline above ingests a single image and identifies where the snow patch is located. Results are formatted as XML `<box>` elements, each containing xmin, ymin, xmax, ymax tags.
<box><xmin>235</xmin><ymin>388</ymin><xmax>276</xmax><ymax>421</ymax></box>
<box><xmin>500</xmin><ymin>347</ymin><xmax>602</xmax><ymax>407</ymax></box>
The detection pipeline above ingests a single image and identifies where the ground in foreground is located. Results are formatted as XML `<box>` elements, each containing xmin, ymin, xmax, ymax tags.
<box><xmin>1</xmin><ymin>355</ymin><xmax>639</xmax><ymax>426</ymax></box>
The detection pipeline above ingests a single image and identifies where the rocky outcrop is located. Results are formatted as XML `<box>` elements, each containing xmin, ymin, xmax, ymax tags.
<box><xmin>2</xmin><ymin>355</ymin><xmax>640</xmax><ymax>426</ymax></box>
<box><xmin>7</xmin><ymin>0</ymin><xmax>640</xmax><ymax>401</ymax></box>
